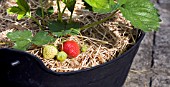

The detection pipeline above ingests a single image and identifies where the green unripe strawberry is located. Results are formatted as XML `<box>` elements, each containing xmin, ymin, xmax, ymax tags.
<box><xmin>57</xmin><ymin>51</ymin><xmax>68</xmax><ymax>62</ymax></box>
<box><xmin>81</xmin><ymin>45</ymin><xmax>88</xmax><ymax>52</ymax></box>
<box><xmin>43</xmin><ymin>45</ymin><xmax>58</xmax><ymax>59</ymax></box>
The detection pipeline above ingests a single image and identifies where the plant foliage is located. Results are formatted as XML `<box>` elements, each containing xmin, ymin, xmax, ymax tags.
<box><xmin>62</xmin><ymin>0</ymin><xmax>76</xmax><ymax>13</ymax></box>
<box><xmin>119</xmin><ymin>0</ymin><xmax>160</xmax><ymax>32</ymax></box>
<box><xmin>7</xmin><ymin>30</ymin><xmax>54</xmax><ymax>51</ymax></box>
<box><xmin>6</xmin><ymin>0</ymin><xmax>160</xmax><ymax>51</ymax></box>
<box><xmin>83</xmin><ymin>0</ymin><xmax>118</xmax><ymax>14</ymax></box>
<box><xmin>7</xmin><ymin>0</ymin><xmax>30</xmax><ymax>20</ymax></box>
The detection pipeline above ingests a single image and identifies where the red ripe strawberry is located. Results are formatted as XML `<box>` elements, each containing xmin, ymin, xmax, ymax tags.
<box><xmin>62</xmin><ymin>40</ymin><xmax>80</xmax><ymax>58</ymax></box>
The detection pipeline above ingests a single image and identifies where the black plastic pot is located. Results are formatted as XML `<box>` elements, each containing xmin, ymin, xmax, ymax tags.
<box><xmin>0</xmin><ymin>32</ymin><xmax>145</xmax><ymax>87</ymax></box>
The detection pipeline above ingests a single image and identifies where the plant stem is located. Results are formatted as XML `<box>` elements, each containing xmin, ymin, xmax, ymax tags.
<box><xmin>40</xmin><ymin>0</ymin><xmax>46</xmax><ymax>25</ymax></box>
<box><xmin>40</xmin><ymin>0</ymin><xmax>44</xmax><ymax>18</ymax></box>
<box><xmin>61</xmin><ymin>6</ymin><xmax>67</xmax><ymax>16</ymax></box>
<box><xmin>57</xmin><ymin>0</ymin><xmax>62</xmax><ymax>22</ymax></box>
<box><xmin>80</xmin><ymin>10</ymin><xmax>118</xmax><ymax>30</ymax></box>
<box><xmin>30</xmin><ymin>16</ymin><xmax>43</xmax><ymax>30</ymax></box>
<box><xmin>69</xmin><ymin>12</ymin><xmax>73</xmax><ymax>23</ymax></box>
<box><xmin>57</xmin><ymin>0</ymin><xmax>61</xmax><ymax>14</ymax></box>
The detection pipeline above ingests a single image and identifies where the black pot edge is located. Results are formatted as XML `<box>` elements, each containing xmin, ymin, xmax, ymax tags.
<box><xmin>0</xmin><ymin>31</ymin><xmax>145</xmax><ymax>75</ymax></box>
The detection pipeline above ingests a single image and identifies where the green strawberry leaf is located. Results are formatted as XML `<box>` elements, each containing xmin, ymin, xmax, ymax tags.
<box><xmin>63</xmin><ymin>30</ymin><xmax>72</xmax><ymax>35</ymax></box>
<box><xmin>36</xmin><ymin>7</ymin><xmax>46</xmax><ymax>17</ymax></box>
<box><xmin>62</xmin><ymin>0</ymin><xmax>76</xmax><ymax>13</ymax></box>
<box><xmin>7</xmin><ymin>6</ymin><xmax>21</xmax><ymax>14</ymax></box>
<box><xmin>32</xmin><ymin>31</ymin><xmax>54</xmax><ymax>46</ymax></box>
<box><xmin>66</xmin><ymin>22</ymin><xmax>80</xmax><ymax>30</ymax></box>
<box><xmin>48</xmin><ymin>21</ymin><xmax>67</xmax><ymax>32</ymax></box>
<box><xmin>49</xmin><ymin>20</ymin><xmax>80</xmax><ymax>37</ymax></box>
<box><xmin>53</xmin><ymin>28</ymin><xmax>80</xmax><ymax>37</ymax></box>
<box><xmin>7</xmin><ymin>0</ymin><xmax>30</xmax><ymax>20</ymax></box>
<box><xmin>13</xmin><ymin>40</ymin><xmax>31</xmax><ymax>51</ymax></box>
<box><xmin>17</xmin><ymin>11</ymin><xmax>26</xmax><ymax>20</ymax></box>
<box><xmin>47</xmin><ymin>7</ymin><xmax>54</xmax><ymax>15</ymax></box>
<box><xmin>119</xmin><ymin>0</ymin><xmax>160</xmax><ymax>32</ymax></box>
<box><xmin>117</xmin><ymin>0</ymin><xmax>127</xmax><ymax>6</ymax></box>
<box><xmin>7</xmin><ymin>30</ymin><xmax>32</xmax><ymax>42</ymax></box>
<box><xmin>69</xmin><ymin>28</ymin><xmax>80</xmax><ymax>35</ymax></box>
<box><xmin>7</xmin><ymin>30</ymin><xmax>32</xmax><ymax>50</ymax></box>
<box><xmin>16</xmin><ymin>0</ymin><xmax>30</xmax><ymax>12</ymax></box>
<box><xmin>83</xmin><ymin>0</ymin><xmax>118</xmax><ymax>14</ymax></box>
<box><xmin>48</xmin><ymin>21</ymin><xmax>80</xmax><ymax>31</ymax></box>
<box><xmin>52</xmin><ymin>32</ymin><xmax>63</xmax><ymax>37</ymax></box>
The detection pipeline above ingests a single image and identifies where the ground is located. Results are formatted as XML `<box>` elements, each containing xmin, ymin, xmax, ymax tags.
<box><xmin>124</xmin><ymin>0</ymin><xmax>170</xmax><ymax>87</ymax></box>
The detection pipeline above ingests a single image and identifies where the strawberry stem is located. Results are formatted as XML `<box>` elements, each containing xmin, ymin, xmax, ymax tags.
<box><xmin>30</xmin><ymin>16</ymin><xmax>43</xmax><ymax>30</ymax></box>
<box><xmin>80</xmin><ymin>10</ymin><xmax>118</xmax><ymax>30</ymax></box>
<box><xmin>57</xmin><ymin>0</ymin><xmax>62</xmax><ymax>22</ymax></box>
<box><xmin>40</xmin><ymin>0</ymin><xmax>44</xmax><ymax>18</ymax></box>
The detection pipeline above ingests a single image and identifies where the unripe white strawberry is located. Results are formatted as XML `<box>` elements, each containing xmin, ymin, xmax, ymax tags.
<box><xmin>43</xmin><ymin>45</ymin><xmax>58</xmax><ymax>59</ymax></box>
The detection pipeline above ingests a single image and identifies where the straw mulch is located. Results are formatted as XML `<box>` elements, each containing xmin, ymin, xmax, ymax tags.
<box><xmin>0</xmin><ymin>0</ymin><xmax>139</xmax><ymax>72</ymax></box>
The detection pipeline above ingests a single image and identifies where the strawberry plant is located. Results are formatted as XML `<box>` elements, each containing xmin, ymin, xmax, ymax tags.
<box><xmin>6</xmin><ymin>0</ymin><xmax>160</xmax><ymax>62</ymax></box>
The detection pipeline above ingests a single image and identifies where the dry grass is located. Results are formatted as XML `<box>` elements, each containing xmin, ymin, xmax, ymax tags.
<box><xmin>0</xmin><ymin>0</ymin><xmax>139</xmax><ymax>72</ymax></box>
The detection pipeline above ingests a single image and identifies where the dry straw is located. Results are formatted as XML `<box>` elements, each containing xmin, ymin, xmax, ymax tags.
<box><xmin>0</xmin><ymin>0</ymin><xmax>139</xmax><ymax>72</ymax></box>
